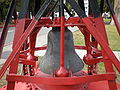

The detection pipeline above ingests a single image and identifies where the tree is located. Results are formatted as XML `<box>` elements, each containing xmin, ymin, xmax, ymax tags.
<box><xmin>114</xmin><ymin>0</ymin><xmax>120</xmax><ymax>24</ymax></box>
<box><xmin>0</xmin><ymin>0</ymin><xmax>10</xmax><ymax>22</ymax></box>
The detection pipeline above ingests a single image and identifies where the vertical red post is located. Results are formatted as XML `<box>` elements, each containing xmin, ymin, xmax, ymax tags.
<box><xmin>60</xmin><ymin>16</ymin><xmax>65</xmax><ymax>67</ymax></box>
<box><xmin>6</xmin><ymin>18</ymin><xmax>26</xmax><ymax>90</ymax></box>
<box><xmin>55</xmin><ymin>17</ymin><xmax>68</xmax><ymax>77</ymax></box>
<box><xmin>7</xmin><ymin>55</ymin><xmax>19</xmax><ymax>90</ymax></box>
<box><xmin>27</xmin><ymin>27</ymin><xmax>40</xmax><ymax>76</ymax></box>
<box><xmin>94</xmin><ymin>17</ymin><xmax>117</xmax><ymax>89</ymax></box>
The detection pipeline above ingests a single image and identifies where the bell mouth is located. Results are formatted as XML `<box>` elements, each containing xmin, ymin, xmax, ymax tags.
<box><xmin>38</xmin><ymin>27</ymin><xmax>84</xmax><ymax>74</ymax></box>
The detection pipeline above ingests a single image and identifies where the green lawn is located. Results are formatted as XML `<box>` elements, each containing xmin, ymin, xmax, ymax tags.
<box><xmin>103</xmin><ymin>18</ymin><xmax>112</xmax><ymax>24</ymax></box>
<box><xmin>73</xmin><ymin>25</ymin><xmax>120</xmax><ymax>51</ymax></box>
<box><xmin>0</xmin><ymin>64</ymin><xmax>7</xmax><ymax>88</ymax></box>
<box><xmin>106</xmin><ymin>25</ymin><xmax>120</xmax><ymax>51</ymax></box>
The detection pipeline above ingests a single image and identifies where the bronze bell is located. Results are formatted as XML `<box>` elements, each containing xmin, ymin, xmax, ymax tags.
<box><xmin>38</xmin><ymin>27</ymin><xmax>84</xmax><ymax>74</ymax></box>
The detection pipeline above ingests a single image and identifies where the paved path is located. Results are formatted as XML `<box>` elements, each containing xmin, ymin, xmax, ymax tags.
<box><xmin>0</xmin><ymin>27</ymin><xmax>15</xmax><ymax>64</ymax></box>
<box><xmin>0</xmin><ymin>27</ymin><xmax>120</xmax><ymax>65</ymax></box>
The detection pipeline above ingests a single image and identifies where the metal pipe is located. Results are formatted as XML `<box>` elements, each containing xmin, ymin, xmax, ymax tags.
<box><xmin>60</xmin><ymin>0</ymin><xmax>65</xmax><ymax>67</ymax></box>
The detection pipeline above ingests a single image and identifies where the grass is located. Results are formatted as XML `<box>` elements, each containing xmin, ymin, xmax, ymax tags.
<box><xmin>73</xmin><ymin>25</ymin><xmax>120</xmax><ymax>51</ymax></box>
<box><xmin>0</xmin><ymin>64</ymin><xmax>7</xmax><ymax>88</ymax></box>
<box><xmin>103</xmin><ymin>18</ymin><xmax>112</xmax><ymax>24</ymax></box>
<box><xmin>104</xmin><ymin>18</ymin><xmax>111</xmax><ymax>22</ymax></box>
<box><xmin>0</xmin><ymin>64</ymin><xmax>23</xmax><ymax>88</ymax></box>
<box><xmin>106</xmin><ymin>25</ymin><xmax>120</xmax><ymax>51</ymax></box>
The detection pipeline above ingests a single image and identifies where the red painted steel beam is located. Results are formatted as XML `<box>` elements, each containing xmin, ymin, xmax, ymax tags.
<box><xmin>19</xmin><ymin>54</ymin><xmax>38</xmax><ymax>60</ymax></box>
<box><xmin>55</xmin><ymin>14</ymin><xmax>69</xmax><ymax>76</ymax></box>
<box><xmin>84</xmin><ymin>58</ymin><xmax>103</xmax><ymax>65</ymax></box>
<box><xmin>60</xmin><ymin>16</ymin><xmax>65</xmax><ymax>68</ymax></box>
<box><xmin>12</xmin><ymin>19</ymin><xmax>26</xmax><ymax>48</ymax></box>
<box><xmin>26</xmin><ymin>17</ymin><xmax>85</xmax><ymax>28</ymax></box>
<box><xmin>82</xmin><ymin>17</ymin><xmax>120</xmax><ymax>73</ymax></box>
<box><xmin>20</xmin><ymin>46</ymin><xmax>86</xmax><ymax>55</ymax></box>
<box><xmin>35</xmin><ymin>46</ymin><xmax>47</xmax><ymax>51</ymax></box>
<box><xmin>6</xmin><ymin>73</ymin><xmax>115</xmax><ymax>85</ymax></box>
<box><xmin>0</xmin><ymin>18</ymin><xmax>38</xmax><ymax>79</ymax></box>
<box><xmin>93</xmin><ymin>17</ymin><xmax>108</xmax><ymax>44</ymax></box>
<box><xmin>19</xmin><ymin>54</ymin><xmax>28</xmax><ymax>59</ymax></box>
<box><xmin>74</xmin><ymin>46</ymin><xmax>86</xmax><ymax>50</ymax></box>
<box><xmin>19</xmin><ymin>59</ymin><xmax>36</xmax><ymax>66</ymax></box>
<box><xmin>20</xmin><ymin>46</ymin><xmax>47</xmax><ymax>54</ymax></box>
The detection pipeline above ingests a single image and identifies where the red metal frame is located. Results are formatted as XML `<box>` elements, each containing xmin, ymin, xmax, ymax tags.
<box><xmin>6</xmin><ymin>73</ymin><xmax>115</xmax><ymax>85</ymax></box>
<box><xmin>0</xmin><ymin>16</ymin><xmax>120</xmax><ymax>90</ymax></box>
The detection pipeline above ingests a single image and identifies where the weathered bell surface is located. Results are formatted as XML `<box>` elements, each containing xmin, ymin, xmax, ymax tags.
<box><xmin>38</xmin><ymin>27</ymin><xmax>84</xmax><ymax>74</ymax></box>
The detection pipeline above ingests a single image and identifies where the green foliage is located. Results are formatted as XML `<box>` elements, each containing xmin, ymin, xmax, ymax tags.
<box><xmin>0</xmin><ymin>0</ymin><xmax>10</xmax><ymax>22</ymax></box>
<box><xmin>97</xmin><ymin>0</ymin><xmax>114</xmax><ymax>12</ymax></box>
<box><xmin>0</xmin><ymin>0</ymin><xmax>44</xmax><ymax>23</ymax></box>
<box><xmin>0</xmin><ymin>0</ymin><xmax>115</xmax><ymax>23</ymax></box>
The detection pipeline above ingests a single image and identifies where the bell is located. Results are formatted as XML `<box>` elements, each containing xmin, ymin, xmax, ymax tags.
<box><xmin>38</xmin><ymin>27</ymin><xmax>84</xmax><ymax>74</ymax></box>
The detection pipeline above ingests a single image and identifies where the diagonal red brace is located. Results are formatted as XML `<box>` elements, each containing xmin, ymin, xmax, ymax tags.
<box><xmin>82</xmin><ymin>17</ymin><xmax>120</xmax><ymax>73</ymax></box>
<box><xmin>0</xmin><ymin>18</ymin><xmax>39</xmax><ymax>79</ymax></box>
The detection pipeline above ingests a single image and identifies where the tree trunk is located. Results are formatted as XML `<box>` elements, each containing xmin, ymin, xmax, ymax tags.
<box><xmin>111</xmin><ymin>0</ymin><xmax>120</xmax><ymax>25</ymax></box>
<box><xmin>0</xmin><ymin>8</ymin><xmax>4</xmax><ymax>22</ymax></box>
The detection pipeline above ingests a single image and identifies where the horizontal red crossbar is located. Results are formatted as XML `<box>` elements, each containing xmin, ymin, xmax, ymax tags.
<box><xmin>35</xmin><ymin>46</ymin><xmax>47</xmax><ymax>51</ymax></box>
<box><xmin>74</xmin><ymin>45</ymin><xmax>86</xmax><ymax>50</ymax></box>
<box><xmin>7</xmin><ymin>73</ymin><xmax>115</xmax><ymax>85</ymax></box>
<box><xmin>19</xmin><ymin>59</ymin><xmax>36</xmax><ymax>66</ymax></box>
<box><xmin>19</xmin><ymin>54</ymin><xmax>28</xmax><ymax>59</ymax></box>
<box><xmin>35</xmin><ymin>46</ymin><xmax>86</xmax><ymax>51</ymax></box>
<box><xmin>26</xmin><ymin>17</ymin><xmax>85</xmax><ymax>27</ymax></box>
<box><xmin>20</xmin><ymin>46</ymin><xmax>86</xmax><ymax>54</ymax></box>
